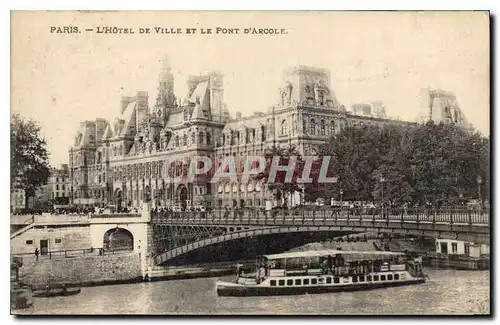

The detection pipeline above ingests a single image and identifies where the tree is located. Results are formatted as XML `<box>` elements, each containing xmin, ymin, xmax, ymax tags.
<box><xmin>253</xmin><ymin>145</ymin><xmax>309</xmax><ymax>204</ymax></box>
<box><xmin>11</xmin><ymin>114</ymin><xmax>50</xmax><ymax>208</ymax></box>
<box><xmin>405</xmin><ymin>121</ymin><xmax>488</xmax><ymax>207</ymax></box>
<box><xmin>317</xmin><ymin>124</ymin><xmax>393</xmax><ymax>203</ymax></box>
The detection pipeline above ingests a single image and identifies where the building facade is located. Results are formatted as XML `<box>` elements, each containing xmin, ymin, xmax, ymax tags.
<box><xmin>69</xmin><ymin>58</ymin><xmax>416</xmax><ymax>210</ymax></box>
<box><xmin>29</xmin><ymin>164</ymin><xmax>71</xmax><ymax>209</ymax></box>
<box><xmin>11</xmin><ymin>188</ymin><xmax>26</xmax><ymax>212</ymax></box>
<box><xmin>48</xmin><ymin>164</ymin><xmax>71</xmax><ymax>205</ymax></box>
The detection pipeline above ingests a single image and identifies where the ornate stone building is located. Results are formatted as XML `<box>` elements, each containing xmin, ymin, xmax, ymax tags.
<box><xmin>69</xmin><ymin>57</ymin><xmax>415</xmax><ymax>210</ymax></box>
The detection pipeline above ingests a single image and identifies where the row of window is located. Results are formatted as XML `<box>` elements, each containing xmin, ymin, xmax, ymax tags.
<box><xmin>51</xmin><ymin>192</ymin><xmax>68</xmax><ymax>199</ymax></box>
<box><xmin>218</xmin><ymin>183</ymin><xmax>263</xmax><ymax>194</ymax></box>
<box><xmin>269</xmin><ymin>274</ymin><xmax>401</xmax><ymax>287</ymax></box>
<box><xmin>222</xmin><ymin>127</ymin><xmax>266</xmax><ymax>147</ymax></box>
<box><xmin>25</xmin><ymin>239</ymin><xmax>62</xmax><ymax>245</ymax></box>
<box><xmin>173</xmin><ymin>132</ymin><xmax>212</xmax><ymax>147</ymax></box>
<box><xmin>55</xmin><ymin>184</ymin><xmax>66</xmax><ymax>191</ymax></box>
<box><xmin>218</xmin><ymin>199</ymin><xmax>262</xmax><ymax>207</ymax></box>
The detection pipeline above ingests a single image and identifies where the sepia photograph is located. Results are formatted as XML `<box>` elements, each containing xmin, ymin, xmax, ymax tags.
<box><xmin>10</xmin><ymin>10</ymin><xmax>490</xmax><ymax>315</ymax></box>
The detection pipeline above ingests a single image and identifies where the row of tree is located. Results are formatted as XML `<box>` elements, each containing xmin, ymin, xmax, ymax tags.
<box><xmin>256</xmin><ymin>121</ymin><xmax>489</xmax><ymax>208</ymax></box>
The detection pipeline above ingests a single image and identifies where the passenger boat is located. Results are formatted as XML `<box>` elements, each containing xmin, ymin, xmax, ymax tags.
<box><xmin>32</xmin><ymin>287</ymin><xmax>81</xmax><ymax>298</ymax></box>
<box><xmin>216</xmin><ymin>250</ymin><xmax>426</xmax><ymax>296</ymax></box>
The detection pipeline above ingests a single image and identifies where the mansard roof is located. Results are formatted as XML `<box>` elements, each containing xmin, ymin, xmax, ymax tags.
<box><xmin>222</xmin><ymin>115</ymin><xmax>265</xmax><ymax>133</ymax></box>
<box><xmin>191</xmin><ymin>103</ymin><xmax>207</xmax><ymax>120</ymax></box>
<box><xmin>165</xmin><ymin>111</ymin><xmax>184</xmax><ymax>128</ymax></box>
<box><xmin>189</xmin><ymin>81</ymin><xmax>209</xmax><ymax>105</ymax></box>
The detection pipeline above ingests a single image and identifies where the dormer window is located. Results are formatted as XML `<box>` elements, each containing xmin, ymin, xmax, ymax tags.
<box><xmin>318</xmin><ymin>92</ymin><xmax>324</xmax><ymax>105</ymax></box>
<box><xmin>281</xmin><ymin>92</ymin><xmax>287</xmax><ymax>106</ymax></box>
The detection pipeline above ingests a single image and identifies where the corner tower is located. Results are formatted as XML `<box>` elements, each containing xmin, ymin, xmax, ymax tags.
<box><xmin>154</xmin><ymin>55</ymin><xmax>176</xmax><ymax>125</ymax></box>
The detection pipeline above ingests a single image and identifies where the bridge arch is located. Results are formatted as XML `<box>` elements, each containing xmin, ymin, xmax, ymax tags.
<box><xmin>153</xmin><ymin>221</ymin><xmax>490</xmax><ymax>265</ymax></box>
<box><xmin>154</xmin><ymin>226</ymin><xmax>358</xmax><ymax>265</ymax></box>
<box><xmin>89</xmin><ymin>223</ymin><xmax>146</xmax><ymax>252</ymax></box>
<box><xmin>103</xmin><ymin>227</ymin><xmax>134</xmax><ymax>251</ymax></box>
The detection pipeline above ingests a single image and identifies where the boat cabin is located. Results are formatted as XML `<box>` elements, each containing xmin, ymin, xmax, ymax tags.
<box><xmin>237</xmin><ymin>250</ymin><xmax>423</xmax><ymax>285</ymax></box>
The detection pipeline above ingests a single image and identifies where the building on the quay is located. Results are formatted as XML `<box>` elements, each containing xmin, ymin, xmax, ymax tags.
<box><xmin>418</xmin><ymin>87</ymin><xmax>474</xmax><ymax>132</ymax></box>
<box><xmin>47</xmin><ymin>164</ymin><xmax>71</xmax><ymax>205</ymax></box>
<box><xmin>68</xmin><ymin>57</ymin><xmax>418</xmax><ymax>210</ymax></box>
<box><xmin>435</xmin><ymin>238</ymin><xmax>489</xmax><ymax>258</ymax></box>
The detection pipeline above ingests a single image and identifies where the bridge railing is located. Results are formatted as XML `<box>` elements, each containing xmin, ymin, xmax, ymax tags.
<box><xmin>151</xmin><ymin>207</ymin><xmax>489</xmax><ymax>226</ymax></box>
<box><xmin>89</xmin><ymin>213</ymin><xmax>141</xmax><ymax>219</ymax></box>
<box><xmin>11</xmin><ymin>247</ymin><xmax>134</xmax><ymax>260</ymax></box>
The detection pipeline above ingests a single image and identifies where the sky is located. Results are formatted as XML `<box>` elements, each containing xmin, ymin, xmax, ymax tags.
<box><xmin>11</xmin><ymin>11</ymin><xmax>490</xmax><ymax>166</ymax></box>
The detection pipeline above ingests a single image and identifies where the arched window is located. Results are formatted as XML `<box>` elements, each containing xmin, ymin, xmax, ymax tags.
<box><xmin>310</xmin><ymin>119</ymin><xmax>316</xmax><ymax>135</ymax></box>
<box><xmin>206</xmin><ymin>132</ymin><xmax>211</xmax><ymax>145</ymax></box>
<box><xmin>330</xmin><ymin>120</ymin><xmax>336</xmax><ymax>135</ymax></box>
<box><xmin>320</xmin><ymin>120</ymin><xmax>325</xmax><ymax>135</ymax></box>
<box><xmin>175</xmin><ymin>135</ymin><xmax>180</xmax><ymax>147</ymax></box>
<box><xmin>199</xmin><ymin>132</ymin><xmax>204</xmax><ymax>144</ymax></box>
<box><xmin>281</xmin><ymin>92</ymin><xmax>286</xmax><ymax>106</ymax></box>
<box><xmin>191</xmin><ymin>132</ymin><xmax>196</xmax><ymax>145</ymax></box>
<box><xmin>281</xmin><ymin>119</ymin><xmax>288</xmax><ymax>136</ymax></box>
<box><xmin>183</xmin><ymin>134</ymin><xmax>187</xmax><ymax>146</ymax></box>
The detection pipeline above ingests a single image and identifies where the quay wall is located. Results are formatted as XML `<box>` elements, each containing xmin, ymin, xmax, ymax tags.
<box><xmin>19</xmin><ymin>252</ymin><xmax>142</xmax><ymax>288</ymax></box>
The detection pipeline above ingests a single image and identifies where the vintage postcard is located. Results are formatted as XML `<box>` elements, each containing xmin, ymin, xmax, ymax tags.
<box><xmin>10</xmin><ymin>11</ymin><xmax>490</xmax><ymax>315</ymax></box>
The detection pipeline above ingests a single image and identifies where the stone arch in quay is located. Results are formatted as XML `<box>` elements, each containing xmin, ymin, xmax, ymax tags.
<box><xmin>103</xmin><ymin>227</ymin><xmax>134</xmax><ymax>251</ymax></box>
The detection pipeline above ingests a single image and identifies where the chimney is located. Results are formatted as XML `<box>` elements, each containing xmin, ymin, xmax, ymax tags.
<box><xmin>136</xmin><ymin>91</ymin><xmax>149</xmax><ymax>110</ymax></box>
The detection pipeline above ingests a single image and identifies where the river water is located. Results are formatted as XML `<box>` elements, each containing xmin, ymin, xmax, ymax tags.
<box><xmin>21</xmin><ymin>268</ymin><xmax>489</xmax><ymax>315</ymax></box>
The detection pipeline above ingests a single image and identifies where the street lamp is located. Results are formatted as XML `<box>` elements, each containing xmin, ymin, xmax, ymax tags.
<box><xmin>340</xmin><ymin>189</ymin><xmax>344</xmax><ymax>208</ymax></box>
<box><xmin>477</xmin><ymin>176</ymin><xmax>483</xmax><ymax>208</ymax></box>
